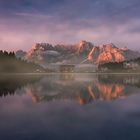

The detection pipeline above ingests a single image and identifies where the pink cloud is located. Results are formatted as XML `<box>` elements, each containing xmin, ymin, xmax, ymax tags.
<box><xmin>0</xmin><ymin>13</ymin><xmax>140</xmax><ymax>51</ymax></box>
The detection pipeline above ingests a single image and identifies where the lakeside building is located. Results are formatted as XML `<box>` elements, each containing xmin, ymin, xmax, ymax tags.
<box><xmin>48</xmin><ymin>63</ymin><xmax>98</xmax><ymax>73</ymax></box>
<box><xmin>123</xmin><ymin>62</ymin><xmax>140</xmax><ymax>70</ymax></box>
<box><xmin>75</xmin><ymin>64</ymin><xmax>98</xmax><ymax>73</ymax></box>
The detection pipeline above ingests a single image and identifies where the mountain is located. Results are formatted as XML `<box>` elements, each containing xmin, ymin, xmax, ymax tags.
<box><xmin>88</xmin><ymin>43</ymin><xmax>140</xmax><ymax>64</ymax></box>
<box><xmin>76</xmin><ymin>40</ymin><xmax>93</xmax><ymax>55</ymax></box>
<box><xmin>16</xmin><ymin>41</ymin><xmax>140</xmax><ymax>66</ymax></box>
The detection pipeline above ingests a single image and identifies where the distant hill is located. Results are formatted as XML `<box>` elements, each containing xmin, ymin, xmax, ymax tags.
<box><xmin>0</xmin><ymin>50</ymin><xmax>48</xmax><ymax>73</ymax></box>
<box><xmin>16</xmin><ymin>41</ymin><xmax>140</xmax><ymax>66</ymax></box>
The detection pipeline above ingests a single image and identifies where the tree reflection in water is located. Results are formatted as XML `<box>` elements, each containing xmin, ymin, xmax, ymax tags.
<box><xmin>0</xmin><ymin>75</ymin><xmax>42</xmax><ymax>97</ymax></box>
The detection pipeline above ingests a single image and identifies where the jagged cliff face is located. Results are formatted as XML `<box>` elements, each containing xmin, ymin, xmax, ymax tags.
<box><xmin>88</xmin><ymin>44</ymin><xmax>126</xmax><ymax>64</ymax></box>
<box><xmin>88</xmin><ymin>44</ymin><xmax>140</xmax><ymax>64</ymax></box>
<box><xmin>76</xmin><ymin>40</ymin><xmax>93</xmax><ymax>55</ymax></box>
<box><xmin>16</xmin><ymin>41</ymin><xmax>140</xmax><ymax>65</ymax></box>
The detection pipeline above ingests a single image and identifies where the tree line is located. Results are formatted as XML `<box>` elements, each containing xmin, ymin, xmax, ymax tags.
<box><xmin>0</xmin><ymin>50</ymin><xmax>47</xmax><ymax>73</ymax></box>
<box><xmin>98</xmin><ymin>57</ymin><xmax>140</xmax><ymax>72</ymax></box>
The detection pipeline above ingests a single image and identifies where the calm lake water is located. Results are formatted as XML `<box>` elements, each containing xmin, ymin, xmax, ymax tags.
<box><xmin>0</xmin><ymin>73</ymin><xmax>140</xmax><ymax>140</ymax></box>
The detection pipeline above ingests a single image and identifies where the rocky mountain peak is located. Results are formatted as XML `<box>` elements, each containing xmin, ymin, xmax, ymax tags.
<box><xmin>77</xmin><ymin>40</ymin><xmax>93</xmax><ymax>54</ymax></box>
<box><xmin>32</xmin><ymin>43</ymin><xmax>54</xmax><ymax>51</ymax></box>
<box><xmin>16</xmin><ymin>41</ymin><xmax>140</xmax><ymax>66</ymax></box>
<box><xmin>88</xmin><ymin>43</ymin><xmax>139</xmax><ymax>64</ymax></box>
<box><xmin>120</xmin><ymin>47</ymin><xmax>129</xmax><ymax>51</ymax></box>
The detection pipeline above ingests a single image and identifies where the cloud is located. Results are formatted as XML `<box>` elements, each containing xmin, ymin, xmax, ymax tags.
<box><xmin>0</xmin><ymin>0</ymin><xmax>140</xmax><ymax>51</ymax></box>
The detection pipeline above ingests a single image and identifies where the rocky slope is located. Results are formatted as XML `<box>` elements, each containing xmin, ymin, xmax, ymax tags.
<box><xmin>88</xmin><ymin>43</ymin><xmax>139</xmax><ymax>64</ymax></box>
<box><xmin>16</xmin><ymin>41</ymin><xmax>140</xmax><ymax>66</ymax></box>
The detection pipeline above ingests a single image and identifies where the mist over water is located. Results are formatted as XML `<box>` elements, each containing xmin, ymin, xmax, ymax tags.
<box><xmin>0</xmin><ymin>74</ymin><xmax>140</xmax><ymax>140</ymax></box>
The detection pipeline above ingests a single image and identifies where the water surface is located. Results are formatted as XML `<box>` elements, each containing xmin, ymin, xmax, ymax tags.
<box><xmin>0</xmin><ymin>74</ymin><xmax>140</xmax><ymax>140</ymax></box>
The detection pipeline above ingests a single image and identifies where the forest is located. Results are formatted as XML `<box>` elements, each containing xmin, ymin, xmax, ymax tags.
<box><xmin>0</xmin><ymin>50</ymin><xmax>47</xmax><ymax>73</ymax></box>
<box><xmin>98</xmin><ymin>57</ymin><xmax>140</xmax><ymax>72</ymax></box>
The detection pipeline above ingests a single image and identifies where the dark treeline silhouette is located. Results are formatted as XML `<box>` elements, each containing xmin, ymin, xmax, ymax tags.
<box><xmin>0</xmin><ymin>50</ymin><xmax>48</xmax><ymax>73</ymax></box>
<box><xmin>98</xmin><ymin>57</ymin><xmax>140</xmax><ymax>72</ymax></box>
<box><xmin>0</xmin><ymin>75</ymin><xmax>42</xmax><ymax>97</ymax></box>
<box><xmin>133</xmin><ymin>57</ymin><xmax>140</xmax><ymax>64</ymax></box>
<box><xmin>98</xmin><ymin>62</ymin><xmax>124</xmax><ymax>71</ymax></box>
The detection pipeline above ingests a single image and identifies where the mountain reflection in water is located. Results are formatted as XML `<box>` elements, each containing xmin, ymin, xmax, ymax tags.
<box><xmin>0</xmin><ymin>74</ymin><xmax>140</xmax><ymax>104</ymax></box>
<box><xmin>0</xmin><ymin>74</ymin><xmax>140</xmax><ymax>140</ymax></box>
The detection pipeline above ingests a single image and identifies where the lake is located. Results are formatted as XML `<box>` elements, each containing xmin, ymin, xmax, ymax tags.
<box><xmin>0</xmin><ymin>73</ymin><xmax>140</xmax><ymax>140</ymax></box>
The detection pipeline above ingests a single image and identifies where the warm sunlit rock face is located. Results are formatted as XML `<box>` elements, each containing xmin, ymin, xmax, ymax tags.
<box><xmin>76</xmin><ymin>40</ymin><xmax>93</xmax><ymax>55</ymax></box>
<box><xmin>88</xmin><ymin>44</ymin><xmax>130</xmax><ymax>64</ymax></box>
<box><xmin>16</xmin><ymin>41</ymin><xmax>140</xmax><ymax>66</ymax></box>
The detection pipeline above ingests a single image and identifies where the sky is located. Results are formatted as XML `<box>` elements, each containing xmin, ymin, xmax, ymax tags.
<box><xmin>0</xmin><ymin>0</ymin><xmax>140</xmax><ymax>51</ymax></box>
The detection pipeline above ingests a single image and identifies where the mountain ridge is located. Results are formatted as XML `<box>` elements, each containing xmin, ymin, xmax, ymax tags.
<box><xmin>16</xmin><ymin>41</ymin><xmax>140</xmax><ymax>66</ymax></box>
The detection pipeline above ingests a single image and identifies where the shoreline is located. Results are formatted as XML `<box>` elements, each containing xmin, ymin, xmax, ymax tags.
<box><xmin>0</xmin><ymin>72</ymin><xmax>140</xmax><ymax>75</ymax></box>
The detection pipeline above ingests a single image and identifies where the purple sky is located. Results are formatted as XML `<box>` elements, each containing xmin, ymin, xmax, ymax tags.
<box><xmin>0</xmin><ymin>0</ymin><xmax>140</xmax><ymax>51</ymax></box>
